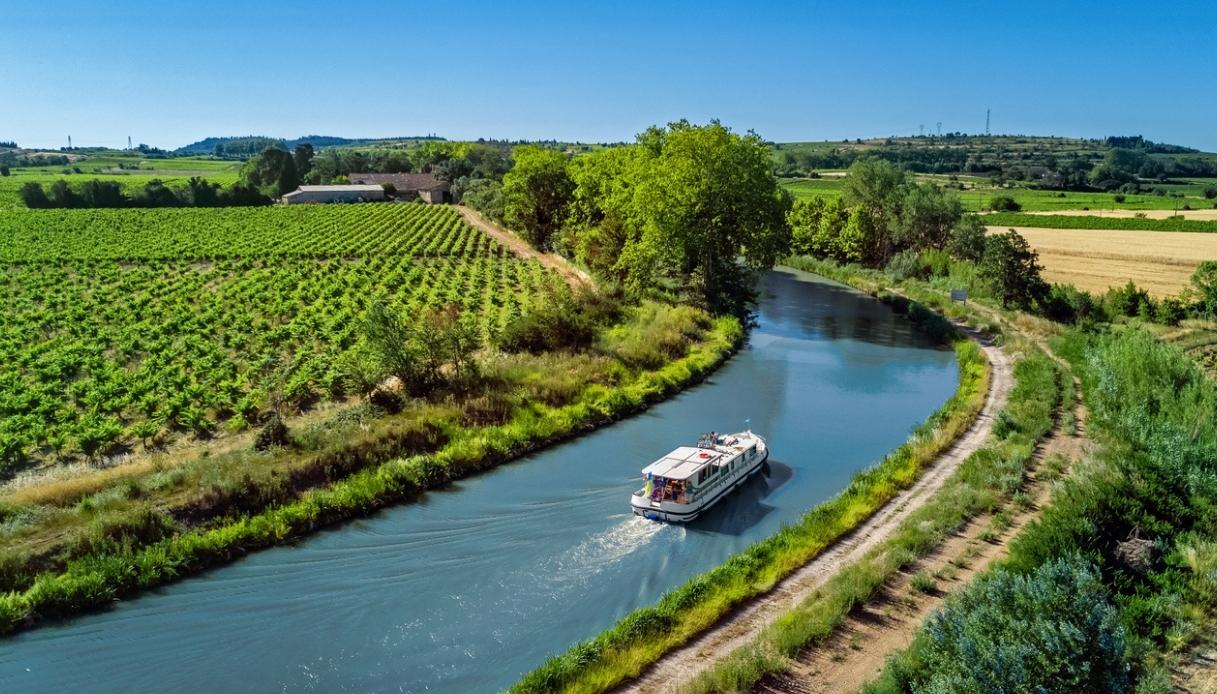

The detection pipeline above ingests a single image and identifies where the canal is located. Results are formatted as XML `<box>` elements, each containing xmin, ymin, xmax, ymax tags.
<box><xmin>0</xmin><ymin>268</ymin><xmax>959</xmax><ymax>693</ymax></box>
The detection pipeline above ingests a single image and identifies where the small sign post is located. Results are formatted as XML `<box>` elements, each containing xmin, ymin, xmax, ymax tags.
<box><xmin>950</xmin><ymin>288</ymin><xmax>968</xmax><ymax>303</ymax></box>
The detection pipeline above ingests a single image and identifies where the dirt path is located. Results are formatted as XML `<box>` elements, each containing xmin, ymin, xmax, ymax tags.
<box><xmin>755</xmin><ymin>383</ymin><xmax>1089</xmax><ymax>693</ymax></box>
<box><xmin>620</xmin><ymin>327</ymin><xmax>1014</xmax><ymax>693</ymax></box>
<box><xmin>455</xmin><ymin>205</ymin><xmax>592</xmax><ymax>289</ymax></box>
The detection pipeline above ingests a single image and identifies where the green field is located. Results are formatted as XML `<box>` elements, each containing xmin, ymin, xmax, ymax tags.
<box><xmin>984</xmin><ymin>212</ymin><xmax>1217</xmax><ymax>233</ymax></box>
<box><xmin>0</xmin><ymin>204</ymin><xmax>563</xmax><ymax>469</ymax></box>
<box><xmin>0</xmin><ymin>156</ymin><xmax>242</xmax><ymax>207</ymax></box>
<box><xmin>780</xmin><ymin>176</ymin><xmax>1217</xmax><ymax>213</ymax></box>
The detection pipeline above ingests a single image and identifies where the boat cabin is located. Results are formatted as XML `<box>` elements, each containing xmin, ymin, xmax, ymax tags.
<box><xmin>639</xmin><ymin>433</ymin><xmax>758</xmax><ymax>505</ymax></box>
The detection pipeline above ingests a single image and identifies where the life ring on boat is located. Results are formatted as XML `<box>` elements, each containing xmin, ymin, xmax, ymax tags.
<box><xmin>698</xmin><ymin>452</ymin><xmax>711</xmax><ymax>459</ymax></box>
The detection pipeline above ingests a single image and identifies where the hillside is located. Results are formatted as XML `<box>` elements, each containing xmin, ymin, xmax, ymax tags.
<box><xmin>173</xmin><ymin>134</ymin><xmax>446</xmax><ymax>157</ymax></box>
<box><xmin>772</xmin><ymin>134</ymin><xmax>1217</xmax><ymax>181</ymax></box>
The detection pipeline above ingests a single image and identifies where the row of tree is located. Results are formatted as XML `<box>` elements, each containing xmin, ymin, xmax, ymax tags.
<box><xmin>18</xmin><ymin>178</ymin><xmax>271</xmax><ymax>209</ymax></box>
<box><xmin>498</xmin><ymin>121</ymin><xmax>791</xmax><ymax>316</ymax></box>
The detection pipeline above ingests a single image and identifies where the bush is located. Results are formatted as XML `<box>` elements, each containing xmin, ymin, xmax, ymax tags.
<box><xmin>1103</xmin><ymin>280</ymin><xmax>1153</xmax><ymax>319</ymax></box>
<box><xmin>497</xmin><ymin>288</ymin><xmax>613</xmax><ymax>354</ymax></box>
<box><xmin>1113</xmin><ymin>194</ymin><xmax>1126</xmax><ymax>203</ymax></box>
<box><xmin>253</xmin><ymin>414</ymin><xmax>289</xmax><ymax>451</ymax></box>
<box><xmin>989</xmin><ymin>194</ymin><xmax>1021</xmax><ymax>212</ymax></box>
<box><xmin>1204</xmin><ymin>186</ymin><xmax>1217</xmax><ymax>200</ymax></box>
<box><xmin>1043</xmin><ymin>283</ymin><xmax>1104</xmax><ymax>326</ymax></box>
<box><xmin>886</xmin><ymin>250</ymin><xmax>927</xmax><ymax>281</ymax></box>
<box><xmin>912</xmin><ymin>555</ymin><xmax>1130</xmax><ymax>693</ymax></box>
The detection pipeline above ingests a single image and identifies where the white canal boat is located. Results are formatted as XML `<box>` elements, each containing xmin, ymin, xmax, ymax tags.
<box><xmin>630</xmin><ymin>430</ymin><xmax>769</xmax><ymax>522</ymax></box>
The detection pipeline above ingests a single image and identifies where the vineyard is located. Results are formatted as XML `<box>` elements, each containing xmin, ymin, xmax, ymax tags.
<box><xmin>0</xmin><ymin>204</ymin><xmax>565</xmax><ymax>472</ymax></box>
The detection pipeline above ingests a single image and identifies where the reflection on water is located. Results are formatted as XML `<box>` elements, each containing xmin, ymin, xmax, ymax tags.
<box><xmin>687</xmin><ymin>461</ymin><xmax>794</xmax><ymax>536</ymax></box>
<box><xmin>0</xmin><ymin>269</ymin><xmax>960</xmax><ymax>694</ymax></box>
<box><xmin>762</xmin><ymin>269</ymin><xmax>948</xmax><ymax>349</ymax></box>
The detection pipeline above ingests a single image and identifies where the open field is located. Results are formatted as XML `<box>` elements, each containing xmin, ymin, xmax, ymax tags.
<box><xmin>986</xmin><ymin>225</ymin><xmax>1217</xmax><ymax>296</ymax></box>
<box><xmin>0</xmin><ymin>204</ymin><xmax>563</xmax><ymax>471</ymax></box>
<box><xmin>0</xmin><ymin>156</ymin><xmax>242</xmax><ymax>207</ymax></box>
<box><xmin>780</xmin><ymin>176</ymin><xmax>1217</xmax><ymax>213</ymax></box>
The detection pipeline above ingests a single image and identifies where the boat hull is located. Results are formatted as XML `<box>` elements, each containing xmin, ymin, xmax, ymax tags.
<box><xmin>631</xmin><ymin>447</ymin><xmax>769</xmax><ymax>523</ymax></box>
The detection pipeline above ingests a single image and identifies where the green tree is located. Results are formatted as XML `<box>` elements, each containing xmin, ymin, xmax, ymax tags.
<box><xmin>242</xmin><ymin>147</ymin><xmax>299</xmax><ymax>197</ymax></box>
<box><xmin>0</xmin><ymin>165</ymin><xmax>9</xmax><ymax>176</ymax></box>
<box><xmin>460</xmin><ymin>179</ymin><xmax>505</xmax><ymax>220</ymax></box>
<box><xmin>292</xmin><ymin>144</ymin><xmax>315</xmax><ymax>179</ymax></box>
<box><xmin>1191</xmin><ymin>260</ymin><xmax>1217</xmax><ymax>317</ymax></box>
<box><xmin>947</xmin><ymin>214</ymin><xmax>987</xmax><ymax>262</ymax></box>
<box><xmin>842</xmin><ymin>158</ymin><xmax>909</xmax><ymax>264</ymax></box>
<box><xmin>502</xmin><ymin>145</ymin><xmax>574</xmax><ymax>250</ymax></box>
<box><xmin>627</xmin><ymin>121</ymin><xmax>791</xmax><ymax>315</ymax></box>
<box><xmin>979</xmin><ymin>229</ymin><xmax>1048</xmax><ymax>309</ymax></box>
<box><xmin>896</xmin><ymin>182</ymin><xmax>962</xmax><ymax>251</ymax></box>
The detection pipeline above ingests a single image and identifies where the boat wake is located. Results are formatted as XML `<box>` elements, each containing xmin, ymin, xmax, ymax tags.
<box><xmin>545</xmin><ymin>516</ymin><xmax>674</xmax><ymax>585</ymax></box>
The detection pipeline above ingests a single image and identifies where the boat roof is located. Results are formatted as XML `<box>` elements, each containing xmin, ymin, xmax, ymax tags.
<box><xmin>641</xmin><ymin>446</ymin><xmax>724</xmax><ymax>480</ymax></box>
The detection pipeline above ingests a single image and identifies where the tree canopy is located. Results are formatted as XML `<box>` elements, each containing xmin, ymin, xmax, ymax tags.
<box><xmin>788</xmin><ymin>158</ymin><xmax>969</xmax><ymax>268</ymax></box>
<box><xmin>502</xmin><ymin>145</ymin><xmax>575</xmax><ymax>251</ymax></box>
<box><xmin>559</xmin><ymin>121</ymin><xmax>791</xmax><ymax>315</ymax></box>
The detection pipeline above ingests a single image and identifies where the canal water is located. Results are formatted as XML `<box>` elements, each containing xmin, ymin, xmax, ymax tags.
<box><xmin>0</xmin><ymin>268</ymin><xmax>959</xmax><ymax>693</ymax></box>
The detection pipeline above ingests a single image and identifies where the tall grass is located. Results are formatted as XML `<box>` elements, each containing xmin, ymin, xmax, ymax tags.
<box><xmin>868</xmin><ymin>327</ymin><xmax>1217</xmax><ymax>691</ymax></box>
<box><xmin>510</xmin><ymin>308</ymin><xmax>991</xmax><ymax>694</ymax></box>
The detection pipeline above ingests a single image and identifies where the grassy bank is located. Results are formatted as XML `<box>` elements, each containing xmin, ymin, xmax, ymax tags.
<box><xmin>0</xmin><ymin>304</ymin><xmax>742</xmax><ymax>634</ymax></box>
<box><xmin>985</xmin><ymin>212</ymin><xmax>1217</xmax><ymax>233</ymax></box>
<box><xmin>865</xmin><ymin>327</ymin><xmax>1217</xmax><ymax>691</ymax></box>
<box><xmin>683</xmin><ymin>343</ymin><xmax>1062</xmax><ymax>692</ymax></box>
<box><xmin>510</xmin><ymin>287</ymin><xmax>990</xmax><ymax>694</ymax></box>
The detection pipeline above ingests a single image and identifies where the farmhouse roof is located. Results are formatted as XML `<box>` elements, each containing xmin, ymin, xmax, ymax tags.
<box><xmin>348</xmin><ymin>172</ymin><xmax>449</xmax><ymax>192</ymax></box>
<box><xmin>290</xmin><ymin>184</ymin><xmax>385</xmax><ymax>194</ymax></box>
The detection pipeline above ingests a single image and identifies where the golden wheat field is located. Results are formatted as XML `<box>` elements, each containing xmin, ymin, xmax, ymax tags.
<box><xmin>987</xmin><ymin>226</ymin><xmax>1217</xmax><ymax>297</ymax></box>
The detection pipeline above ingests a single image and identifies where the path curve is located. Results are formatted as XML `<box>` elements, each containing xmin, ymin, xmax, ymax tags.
<box><xmin>455</xmin><ymin>205</ymin><xmax>592</xmax><ymax>289</ymax></box>
<box><xmin>619</xmin><ymin>326</ymin><xmax>1014</xmax><ymax>693</ymax></box>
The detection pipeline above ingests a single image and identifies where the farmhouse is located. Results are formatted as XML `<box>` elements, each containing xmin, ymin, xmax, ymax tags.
<box><xmin>281</xmin><ymin>184</ymin><xmax>385</xmax><ymax>205</ymax></box>
<box><xmin>348</xmin><ymin>172</ymin><xmax>451</xmax><ymax>203</ymax></box>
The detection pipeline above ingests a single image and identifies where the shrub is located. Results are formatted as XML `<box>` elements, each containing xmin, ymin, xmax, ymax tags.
<box><xmin>989</xmin><ymin>194</ymin><xmax>1021</xmax><ymax>212</ymax></box>
<box><xmin>254</xmin><ymin>414</ymin><xmax>290</xmax><ymax>451</ymax></box>
<box><xmin>1043</xmin><ymin>283</ymin><xmax>1105</xmax><ymax>326</ymax></box>
<box><xmin>886</xmin><ymin>250</ymin><xmax>927</xmax><ymax>281</ymax></box>
<box><xmin>1113</xmin><ymin>194</ymin><xmax>1126</xmax><ymax>203</ymax></box>
<box><xmin>912</xmin><ymin>555</ymin><xmax>1130</xmax><ymax>693</ymax></box>
<box><xmin>1205</xmin><ymin>186</ymin><xmax>1217</xmax><ymax>200</ymax></box>
<box><xmin>497</xmin><ymin>288</ymin><xmax>609</xmax><ymax>354</ymax></box>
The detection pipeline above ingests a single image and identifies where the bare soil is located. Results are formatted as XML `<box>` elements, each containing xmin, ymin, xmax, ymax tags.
<box><xmin>620</xmin><ymin>327</ymin><xmax>1014</xmax><ymax>693</ymax></box>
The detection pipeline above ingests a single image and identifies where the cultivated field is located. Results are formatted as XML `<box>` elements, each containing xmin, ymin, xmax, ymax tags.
<box><xmin>987</xmin><ymin>225</ymin><xmax>1217</xmax><ymax>296</ymax></box>
<box><xmin>780</xmin><ymin>176</ymin><xmax>1217</xmax><ymax>213</ymax></box>
<box><xmin>1026</xmin><ymin>208</ymin><xmax>1217</xmax><ymax>220</ymax></box>
<box><xmin>0</xmin><ymin>204</ymin><xmax>563</xmax><ymax>470</ymax></box>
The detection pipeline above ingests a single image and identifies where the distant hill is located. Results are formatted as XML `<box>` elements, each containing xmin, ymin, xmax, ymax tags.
<box><xmin>772</xmin><ymin>134</ymin><xmax>1217</xmax><ymax>183</ymax></box>
<box><xmin>174</xmin><ymin>134</ymin><xmax>447</xmax><ymax>158</ymax></box>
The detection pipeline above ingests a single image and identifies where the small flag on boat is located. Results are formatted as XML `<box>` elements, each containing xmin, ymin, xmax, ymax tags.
<box><xmin>645</xmin><ymin>472</ymin><xmax>653</xmax><ymax>496</ymax></box>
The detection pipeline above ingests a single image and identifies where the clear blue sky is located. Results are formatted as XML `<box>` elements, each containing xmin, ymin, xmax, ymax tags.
<box><xmin>6</xmin><ymin>0</ymin><xmax>1216</xmax><ymax>151</ymax></box>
